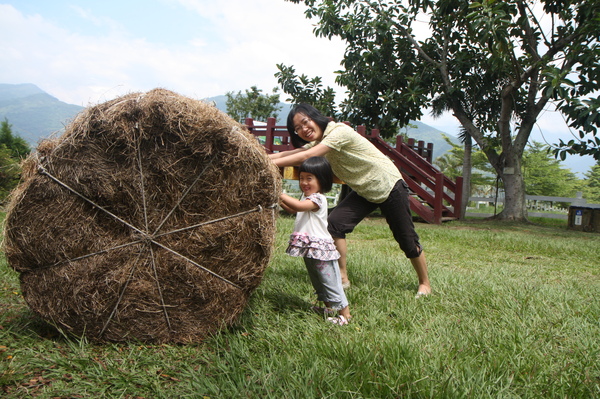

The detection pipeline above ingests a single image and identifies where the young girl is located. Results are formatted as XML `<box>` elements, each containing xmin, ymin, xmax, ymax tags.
<box><xmin>279</xmin><ymin>156</ymin><xmax>351</xmax><ymax>325</ymax></box>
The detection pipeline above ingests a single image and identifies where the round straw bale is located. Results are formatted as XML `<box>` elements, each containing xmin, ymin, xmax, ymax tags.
<box><xmin>3</xmin><ymin>88</ymin><xmax>282</xmax><ymax>343</ymax></box>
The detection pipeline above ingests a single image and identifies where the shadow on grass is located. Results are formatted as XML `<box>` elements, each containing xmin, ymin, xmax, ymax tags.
<box><xmin>1</xmin><ymin>308</ymin><xmax>62</xmax><ymax>341</ymax></box>
<box><xmin>259</xmin><ymin>289</ymin><xmax>313</xmax><ymax>314</ymax></box>
<box><xmin>234</xmin><ymin>289</ymin><xmax>314</xmax><ymax>334</ymax></box>
<box><xmin>266</xmin><ymin>264</ymin><xmax>308</xmax><ymax>284</ymax></box>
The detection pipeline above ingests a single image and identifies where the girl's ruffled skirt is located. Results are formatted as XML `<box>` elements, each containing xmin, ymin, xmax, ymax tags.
<box><xmin>285</xmin><ymin>232</ymin><xmax>340</xmax><ymax>261</ymax></box>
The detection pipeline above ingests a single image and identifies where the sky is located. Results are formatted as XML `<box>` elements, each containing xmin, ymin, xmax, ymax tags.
<box><xmin>1</xmin><ymin>0</ymin><xmax>596</xmax><ymax>176</ymax></box>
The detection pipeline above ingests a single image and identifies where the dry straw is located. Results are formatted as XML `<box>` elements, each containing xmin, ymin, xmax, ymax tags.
<box><xmin>3</xmin><ymin>88</ymin><xmax>282</xmax><ymax>343</ymax></box>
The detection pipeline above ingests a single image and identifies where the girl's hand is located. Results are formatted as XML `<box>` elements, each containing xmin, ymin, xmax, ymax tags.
<box><xmin>278</xmin><ymin>195</ymin><xmax>296</xmax><ymax>214</ymax></box>
<box><xmin>280</xmin><ymin>193</ymin><xmax>319</xmax><ymax>213</ymax></box>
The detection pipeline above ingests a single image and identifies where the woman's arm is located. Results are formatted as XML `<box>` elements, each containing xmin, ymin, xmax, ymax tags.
<box><xmin>271</xmin><ymin>144</ymin><xmax>332</xmax><ymax>167</ymax></box>
<box><xmin>280</xmin><ymin>193</ymin><xmax>319</xmax><ymax>213</ymax></box>
<box><xmin>268</xmin><ymin>147</ymin><xmax>306</xmax><ymax>160</ymax></box>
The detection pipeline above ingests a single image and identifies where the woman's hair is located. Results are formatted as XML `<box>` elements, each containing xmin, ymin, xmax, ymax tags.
<box><xmin>287</xmin><ymin>104</ymin><xmax>331</xmax><ymax>148</ymax></box>
<box><xmin>299</xmin><ymin>156</ymin><xmax>334</xmax><ymax>193</ymax></box>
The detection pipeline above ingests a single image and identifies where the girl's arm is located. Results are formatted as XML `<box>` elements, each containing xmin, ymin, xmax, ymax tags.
<box><xmin>279</xmin><ymin>199</ymin><xmax>296</xmax><ymax>214</ymax></box>
<box><xmin>279</xmin><ymin>193</ymin><xmax>319</xmax><ymax>213</ymax></box>
<box><xmin>270</xmin><ymin>144</ymin><xmax>332</xmax><ymax>167</ymax></box>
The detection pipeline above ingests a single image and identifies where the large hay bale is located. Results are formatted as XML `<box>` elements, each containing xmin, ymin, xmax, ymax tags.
<box><xmin>3</xmin><ymin>88</ymin><xmax>281</xmax><ymax>343</ymax></box>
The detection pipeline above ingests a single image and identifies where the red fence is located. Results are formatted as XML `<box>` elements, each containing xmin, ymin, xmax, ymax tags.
<box><xmin>246</xmin><ymin>117</ymin><xmax>462</xmax><ymax>224</ymax></box>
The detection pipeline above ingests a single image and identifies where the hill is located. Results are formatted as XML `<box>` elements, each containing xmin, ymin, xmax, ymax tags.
<box><xmin>0</xmin><ymin>85</ymin><xmax>455</xmax><ymax>162</ymax></box>
<box><xmin>0</xmin><ymin>84</ymin><xmax>84</xmax><ymax>145</ymax></box>
<box><xmin>399</xmin><ymin>120</ymin><xmax>456</xmax><ymax>161</ymax></box>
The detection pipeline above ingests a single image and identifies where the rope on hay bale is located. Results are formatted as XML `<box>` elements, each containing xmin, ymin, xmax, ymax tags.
<box><xmin>3</xmin><ymin>88</ymin><xmax>282</xmax><ymax>343</ymax></box>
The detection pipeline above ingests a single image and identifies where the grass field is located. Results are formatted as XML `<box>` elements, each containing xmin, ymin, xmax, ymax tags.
<box><xmin>1</xmin><ymin>213</ymin><xmax>599</xmax><ymax>398</ymax></box>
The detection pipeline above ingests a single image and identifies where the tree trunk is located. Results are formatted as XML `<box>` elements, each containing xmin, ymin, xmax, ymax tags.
<box><xmin>460</xmin><ymin>135</ymin><xmax>472</xmax><ymax>220</ymax></box>
<box><xmin>494</xmin><ymin>151</ymin><xmax>528</xmax><ymax>221</ymax></box>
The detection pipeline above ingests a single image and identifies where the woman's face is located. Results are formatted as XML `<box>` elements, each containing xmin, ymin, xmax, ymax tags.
<box><xmin>292</xmin><ymin>113</ymin><xmax>323</xmax><ymax>142</ymax></box>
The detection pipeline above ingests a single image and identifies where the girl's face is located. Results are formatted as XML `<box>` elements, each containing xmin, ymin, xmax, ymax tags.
<box><xmin>292</xmin><ymin>113</ymin><xmax>323</xmax><ymax>142</ymax></box>
<box><xmin>299</xmin><ymin>171</ymin><xmax>321</xmax><ymax>196</ymax></box>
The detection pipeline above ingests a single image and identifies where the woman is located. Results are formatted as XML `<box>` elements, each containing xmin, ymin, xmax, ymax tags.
<box><xmin>269</xmin><ymin>104</ymin><xmax>431</xmax><ymax>297</ymax></box>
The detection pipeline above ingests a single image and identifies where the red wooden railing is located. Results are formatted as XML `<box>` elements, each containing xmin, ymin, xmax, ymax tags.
<box><xmin>246</xmin><ymin>117</ymin><xmax>462</xmax><ymax>224</ymax></box>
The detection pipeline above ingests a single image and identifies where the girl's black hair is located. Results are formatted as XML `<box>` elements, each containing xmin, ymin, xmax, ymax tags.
<box><xmin>287</xmin><ymin>103</ymin><xmax>331</xmax><ymax>148</ymax></box>
<box><xmin>299</xmin><ymin>156</ymin><xmax>334</xmax><ymax>193</ymax></box>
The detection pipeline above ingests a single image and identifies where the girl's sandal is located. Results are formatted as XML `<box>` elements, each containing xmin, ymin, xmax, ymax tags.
<box><xmin>327</xmin><ymin>315</ymin><xmax>350</xmax><ymax>326</ymax></box>
<box><xmin>312</xmin><ymin>306</ymin><xmax>336</xmax><ymax>316</ymax></box>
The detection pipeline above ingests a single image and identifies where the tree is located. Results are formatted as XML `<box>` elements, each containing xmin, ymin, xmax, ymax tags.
<box><xmin>275</xmin><ymin>64</ymin><xmax>338</xmax><ymax>118</ymax></box>
<box><xmin>553</xmin><ymin>98</ymin><xmax>600</xmax><ymax>162</ymax></box>
<box><xmin>285</xmin><ymin>0</ymin><xmax>600</xmax><ymax>221</ymax></box>
<box><xmin>0</xmin><ymin>118</ymin><xmax>30</xmax><ymax>159</ymax></box>
<box><xmin>0</xmin><ymin>119</ymin><xmax>31</xmax><ymax>202</ymax></box>
<box><xmin>581</xmin><ymin>162</ymin><xmax>600</xmax><ymax>204</ymax></box>
<box><xmin>522</xmin><ymin>141</ymin><xmax>580</xmax><ymax>197</ymax></box>
<box><xmin>225</xmin><ymin>86</ymin><xmax>281</xmax><ymax>123</ymax></box>
<box><xmin>434</xmin><ymin>135</ymin><xmax>496</xmax><ymax>196</ymax></box>
<box><xmin>0</xmin><ymin>145</ymin><xmax>21</xmax><ymax>200</ymax></box>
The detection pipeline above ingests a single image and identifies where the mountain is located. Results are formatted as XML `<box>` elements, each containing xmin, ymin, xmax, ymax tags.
<box><xmin>399</xmin><ymin>120</ymin><xmax>457</xmax><ymax>161</ymax></box>
<box><xmin>0</xmin><ymin>83</ymin><xmax>84</xmax><ymax>145</ymax></box>
<box><xmin>1</xmin><ymin>84</ymin><xmax>592</xmax><ymax>176</ymax></box>
<box><xmin>0</xmin><ymin>84</ymin><xmax>454</xmax><ymax>162</ymax></box>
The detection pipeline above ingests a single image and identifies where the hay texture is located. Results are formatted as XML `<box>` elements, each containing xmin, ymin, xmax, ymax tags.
<box><xmin>3</xmin><ymin>88</ymin><xmax>281</xmax><ymax>343</ymax></box>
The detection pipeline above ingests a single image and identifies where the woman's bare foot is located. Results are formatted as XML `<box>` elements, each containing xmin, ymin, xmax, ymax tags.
<box><xmin>415</xmin><ymin>284</ymin><xmax>431</xmax><ymax>298</ymax></box>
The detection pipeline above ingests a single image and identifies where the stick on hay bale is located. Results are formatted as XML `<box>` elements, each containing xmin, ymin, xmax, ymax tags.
<box><xmin>3</xmin><ymin>88</ymin><xmax>282</xmax><ymax>343</ymax></box>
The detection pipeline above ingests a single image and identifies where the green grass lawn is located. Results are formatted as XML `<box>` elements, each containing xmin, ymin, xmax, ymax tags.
<box><xmin>1</xmin><ymin>214</ymin><xmax>599</xmax><ymax>398</ymax></box>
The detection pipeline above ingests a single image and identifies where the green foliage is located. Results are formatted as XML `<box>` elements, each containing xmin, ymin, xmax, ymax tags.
<box><xmin>434</xmin><ymin>135</ymin><xmax>495</xmax><ymax>187</ymax></box>
<box><xmin>553</xmin><ymin>97</ymin><xmax>600</xmax><ymax>161</ymax></box>
<box><xmin>0</xmin><ymin>119</ymin><xmax>30</xmax><ymax>202</ymax></box>
<box><xmin>436</xmin><ymin>139</ymin><xmax>586</xmax><ymax>198</ymax></box>
<box><xmin>2</xmin><ymin>216</ymin><xmax>599</xmax><ymax>397</ymax></box>
<box><xmin>383</xmin><ymin>122</ymin><xmax>417</xmax><ymax>147</ymax></box>
<box><xmin>581</xmin><ymin>161</ymin><xmax>600</xmax><ymax>203</ymax></box>
<box><xmin>275</xmin><ymin>64</ymin><xmax>338</xmax><ymax>118</ymax></box>
<box><xmin>0</xmin><ymin>145</ymin><xmax>22</xmax><ymax>201</ymax></box>
<box><xmin>225</xmin><ymin>86</ymin><xmax>281</xmax><ymax>123</ymax></box>
<box><xmin>522</xmin><ymin>141</ymin><xmax>581</xmax><ymax>197</ymax></box>
<box><xmin>0</xmin><ymin>119</ymin><xmax>30</xmax><ymax>160</ymax></box>
<box><xmin>284</xmin><ymin>0</ymin><xmax>600</xmax><ymax>220</ymax></box>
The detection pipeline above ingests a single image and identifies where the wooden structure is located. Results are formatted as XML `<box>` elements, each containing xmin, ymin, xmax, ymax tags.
<box><xmin>246</xmin><ymin>117</ymin><xmax>463</xmax><ymax>224</ymax></box>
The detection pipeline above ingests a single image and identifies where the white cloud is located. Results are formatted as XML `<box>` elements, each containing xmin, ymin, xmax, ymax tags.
<box><xmin>1</xmin><ymin>1</ymin><xmax>346</xmax><ymax>106</ymax></box>
<box><xmin>70</xmin><ymin>5</ymin><xmax>125</xmax><ymax>33</ymax></box>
